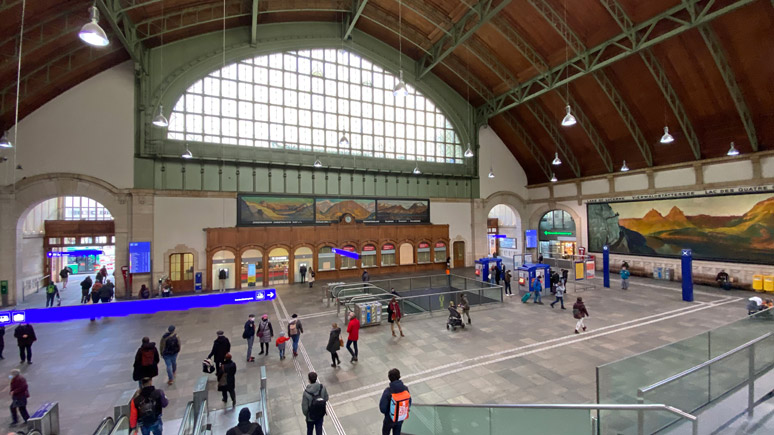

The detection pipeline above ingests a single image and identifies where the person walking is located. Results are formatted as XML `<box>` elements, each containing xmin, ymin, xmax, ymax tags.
<box><xmin>59</xmin><ymin>266</ymin><xmax>72</xmax><ymax>288</ymax></box>
<box><xmin>9</xmin><ymin>369</ymin><xmax>29</xmax><ymax>426</ymax></box>
<box><xmin>80</xmin><ymin>275</ymin><xmax>93</xmax><ymax>304</ymax></box>
<box><xmin>100</xmin><ymin>279</ymin><xmax>114</xmax><ymax>302</ymax></box>
<box><xmin>387</xmin><ymin>296</ymin><xmax>404</xmax><ymax>337</ymax></box>
<box><xmin>346</xmin><ymin>312</ymin><xmax>360</xmax><ymax>363</ymax></box>
<box><xmin>133</xmin><ymin>337</ymin><xmax>160</xmax><ymax>388</ymax></box>
<box><xmin>218</xmin><ymin>268</ymin><xmax>228</xmax><ymax>292</ymax></box>
<box><xmin>14</xmin><ymin>323</ymin><xmax>35</xmax><ymax>364</ymax></box>
<box><xmin>299</xmin><ymin>264</ymin><xmax>307</xmax><ymax>284</ymax></box>
<box><xmin>459</xmin><ymin>293</ymin><xmax>471</xmax><ymax>325</ymax></box>
<box><xmin>275</xmin><ymin>332</ymin><xmax>290</xmax><ymax>360</ymax></box>
<box><xmin>301</xmin><ymin>371</ymin><xmax>329</xmax><ymax>435</ymax></box>
<box><xmin>208</xmin><ymin>331</ymin><xmax>231</xmax><ymax>374</ymax></box>
<box><xmin>379</xmin><ymin>368</ymin><xmax>412</xmax><ymax>435</ymax></box>
<box><xmin>308</xmin><ymin>268</ymin><xmax>315</xmax><ymax>288</ymax></box>
<box><xmin>98</xmin><ymin>266</ymin><xmax>108</xmax><ymax>284</ymax></box>
<box><xmin>326</xmin><ymin>323</ymin><xmax>342</xmax><ymax>367</ymax></box>
<box><xmin>504</xmin><ymin>270</ymin><xmax>512</xmax><ymax>296</ymax></box>
<box><xmin>288</xmin><ymin>314</ymin><xmax>303</xmax><ymax>357</ymax></box>
<box><xmin>243</xmin><ymin>314</ymin><xmax>256</xmax><ymax>362</ymax></box>
<box><xmin>494</xmin><ymin>265</ymin><xmax>501</xmax><ymax>285</ymax></box>
<box><xmin>131</xmin><ymin>378</ymin><xmax>169</xmax><ymax>435</ymax></box>
<box><xmin>218</xmin><ymin>353</ymin><xmax>237</xmax><ymax>407</ymax></box>
<box><xmin>159</xmin><ymin>326</ymin><xmax>180</xmax><ymax>385</ymax></box>
<box><xmin>45</xmin><ymin>282</ymin><xmax>60</xmax><ymax>308</ymax></box>
<box><xmin>90</xmin><ymin>279</ymin><xmax>102</xmax><ymax>304</ymax></box>
<box><xmin>550</xmin><ymin>280</ymin><xmax>566</xmax><ymax>309</ymax></box>
<box><xmin>620</xmin><ymin>266</ymin><xmax>630</xmax><ymax>290</ymax></box>
<box><xmin>362</xmin><ymin>270</ymin><xmax>370</xmax><ymax>282</ymax></box>
<box><xmin>0</xmin><ymin>325</ymin><xmax>5</xmax><ymax>359</ymax></box>
<box><xmin>226</xmin><ymin>407</ymin><xmax>264</xmax><ymax>435</ymax></box>
<box><xmin>573</xmin><ymin>297</ymin><xmax>590</xmax><ymax>334</ymax></box>
<box><xmin>257</xmin><ymin>314</ymin><xmax>274</xmax><ymax>356</ymax></box>
<box><xmin>532</xmin><ymin>276</ymin><xmax>544</xmax><ymax>304</ymax></box>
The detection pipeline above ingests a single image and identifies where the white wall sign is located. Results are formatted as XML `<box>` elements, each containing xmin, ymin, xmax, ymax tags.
<box><xmin>585</xmin><ymin>185</ymin><xmax>774</xmax><ymax>204</ymax></box>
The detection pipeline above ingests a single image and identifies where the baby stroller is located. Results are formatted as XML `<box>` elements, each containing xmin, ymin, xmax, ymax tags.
<box><xmin>447</xmin><ymin>305</ymin><xmax>465</xmax><ymax>331</ymax></box>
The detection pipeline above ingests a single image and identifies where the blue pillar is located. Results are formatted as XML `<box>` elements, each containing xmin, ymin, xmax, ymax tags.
<box><xmin>603</xmin><ymin>245</ymin><xmax>610</xmax><ymax>288</ymax></box>
<box><xmin>682</xmin><ymin>249</ymin><xmax>693</xmax><ymax>302</ymax></box>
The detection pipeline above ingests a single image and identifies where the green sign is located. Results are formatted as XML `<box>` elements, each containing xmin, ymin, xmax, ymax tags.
<box><xmin>544</xmin><ymin>231</ymin><xmax>573</xmax><ymax>236</ymax></box>
<box><xmin>0</xmin><ymin>280</ymin><xmax>7</xmax><ymax>295</ymax></box>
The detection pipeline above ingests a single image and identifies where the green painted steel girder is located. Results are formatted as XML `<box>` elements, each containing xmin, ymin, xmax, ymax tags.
<box><xmin>697</xmin><ymin>24</ymin><xmax>758</xmax><ymax>152</ymax></box>
<box><xmin>479</xmin><ymin>0</ymin><xmax>757</xmax><ymax>119</ymax></box>
<box><xmin>524</xmin><ymin>101</ymin><xmax>581</xmax><ymax>177</ymax></box>
<box><xmin>416</xmin><ymin>0</ymin><xmax>512</xmax><ymax>79</ymax></box>
<box><xmin>344</xmin><ymin>0</ymin><xmax>368</xmax><ymax>40</ymax></box>
<box><xmin>566</xmin><ymin>93</ymin><xmax>614</xmax><ymax>172</ymax></box>
<box><xmin>400</xmin><ymin>0</ymin><xmax>452</xmax><ymax>37</ymax></box>
<box><xmin>600</xmin><ymin>0</ymin><xmax>701</xmax><ymax>160</ymax></box>
<box><xmin>530</xmin><ymin>0</ymin><xmax>652</xmax><ymax>168</ymax></box>
<box><xmin>96</xmin><ymin>0</ymin><xmax>147</xmax><ymax>71</ymax></box>
<box><xmin>0</xmin><ymin>5</ymin><xmax>83</xmax><ymax>66</ymax></box>
<box><xmin>502</xmin><ymin>112</ymin><xmax>553</xmax><ymax>180</ymax></box>
<box><xmin>251</xmin><ymin>0</ymin><xmax>260</xmax><ymax>46</ymax></box>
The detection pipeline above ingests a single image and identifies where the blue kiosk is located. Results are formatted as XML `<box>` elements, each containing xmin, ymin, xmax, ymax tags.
<box><xmin>516</xmin><ymin>263</ymin><xmax>551</xmax><ymax>294</ymax></box>
<box><xmin>475</xmin><ymin>257</ymin><xmax>503</xmax><ymax>283</ymax></box>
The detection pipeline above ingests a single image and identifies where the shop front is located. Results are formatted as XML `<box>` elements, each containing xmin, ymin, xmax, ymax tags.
<box><xmin>538</xmin><ymin>210</ymin><xmax>576</xmax><ymax>259</ymax></box>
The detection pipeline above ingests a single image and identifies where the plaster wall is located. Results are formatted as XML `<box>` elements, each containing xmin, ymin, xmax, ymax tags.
<box><xmin>478</xmin><ymin>126</ymin><xmax>528</xmax><ymax>201</ymax></box>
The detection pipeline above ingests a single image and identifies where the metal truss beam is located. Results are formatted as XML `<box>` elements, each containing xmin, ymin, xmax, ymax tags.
<box><xmin>530</xmin><ymin>0</ymin><xmax>652</xmax><ymax>167</ymax></box>
<box><xmin>480</xmin><ymin>0</ymin><xmax>757</xmax><ymax>119</ymax></box>
<box><xmin>503</xmin><ymin>111</ymin><xmax>553</xmax><ymax>180</ymax></box>
<box><xmin>698</xmin><ymin>24</ymin><xmax>758</xmax><ymax>151</ymax></box>
<box><xmin>0</xmin><ymin>5</ymin><xmax>83</xmax><ymax>65</ymax></box>
<box><xmin>566</xmin><ymin>93</ymin><xmax>614</xmax><ymax>172</ymax></box>
<box><xmin>343</xmin><ymin>0</ymin><xmax>368</xmax><ymax>40</ymax></box>
<box><xmin>464</xmin><ymin>37</ymin><xmax>515</xmax><ymax>88</ymax></box>
<box><xmin>401</xmin><ymin>0</ymin><xmax>452</xmax><ymax>37</ymax></box>
<box><xmin>96</xmin><ymin>0</ymin><xmax>146</xmax><ymax>71</ymax></box>
<box><xmin>524</xmin><ymin>101</ymin><xmax>581</xmax><ymax>177</ymax></box>
<box><xmin>416</xmin><ymin>0</ymin><xmax>511</xmax><ymax>79</ymax></box>
<box><xmin>600</xmin><ymin>0</ymin><xmax>701</xmax><ymax>160</ymax></box>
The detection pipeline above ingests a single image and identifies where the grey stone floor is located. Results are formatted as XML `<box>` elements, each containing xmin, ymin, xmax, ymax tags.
<box><xmin>0</xmin><ymin>270</ymin><xmax>760</xmax><ymax>434</ymax></box>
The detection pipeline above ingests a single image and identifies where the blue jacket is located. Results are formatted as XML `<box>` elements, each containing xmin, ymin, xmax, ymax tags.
<box><xmin>379</xmin><ymin>380</ymin><xmax>411</xmax><ymax>423</ymax></box>
<box><xmin>532</xmin><ymin>280</ymin><xmax>542</xmax><ymax>292</ymax></box>
<box><xmin>620</xmin><ymin>269</ymin><xmax>630</xmax><ymax>279</ymax></box>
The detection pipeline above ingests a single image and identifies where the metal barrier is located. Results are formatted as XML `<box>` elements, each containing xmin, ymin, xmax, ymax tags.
<box><xmin>107</xmin><ymin>415</ymin><xmax>130</xmax><ymax>435</ymax></box>
<box><xmin>113</xmin><ymin>389</ymin><xmax>136</xmax><ymax>424</ymax></box>
<box><xmin>91</xmin><ymin>417</ymin><xmax>114</xmax><ymax>435</ymax></box>
<box><xmin>28</xmin><ymin>401</ymin><xmax>59</xmax><ymax>435</ymax></box>
<box><xmin>192</xmin><ymin>376</ymin><xmax>209</xmax><ymax>423</ymax></box>
<box><xmin>177</xmin><ymin>401</ymin><xmax>195</xmax><ymax>435</ymax></box>
<box><xmin>192</xmin><ymin>399</ymin><xmax>209</xmax><ymax>435</ymax></box>
<box><xmin>259</xmin><ymin>365</ymin><xmax>270</xmax><ymax>435</ymax></box>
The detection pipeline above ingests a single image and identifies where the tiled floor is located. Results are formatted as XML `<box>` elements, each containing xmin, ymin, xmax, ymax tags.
<box><xmin>0</xmin><ymin>270</ymin><xmax>761</xmax><ymax>434</ymax></box>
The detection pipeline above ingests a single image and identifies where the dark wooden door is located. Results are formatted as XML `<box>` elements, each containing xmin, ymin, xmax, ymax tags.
<box><xmin>453</xmin><ymin>241</ymin><xmax>465</xmax><ymax>268</ymax></box>
<box><xmin>170</xmin><ymin>253</ymin><xmax>194</xmax><ymax>292</ymax></box>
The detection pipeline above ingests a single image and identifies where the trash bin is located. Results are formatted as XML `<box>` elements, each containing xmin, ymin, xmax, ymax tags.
<box><xmin>765</xmin><ymin>276</ymin><xmax>774</xmax><ymax>292</ymax></box>
<box><xmin>665</xmin><ymin>268</ymin><xmax>674</xmax><ymax>281</ymax></box>
<box><xmin>653</xmin><ymin>267</ymin><xmax>663</xmax><ymax>279</ymax></box>
<box><xmin>753</xmin><ymin>275</ymin><xmax>764</xmax><ymax>291</ymax></box>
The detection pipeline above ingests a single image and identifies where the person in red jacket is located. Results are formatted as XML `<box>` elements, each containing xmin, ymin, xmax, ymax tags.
<box><xmin>275</xmin><ymin>332</ymin><xmax>290</xmax><ymax>360</ymax></box>
<box><xmin>387</xmin><ymin>296</ymin><xmax>404</xmax><ymax>337</ymax></box>
<box><xmin>346</xmin><ymin>312</ymin><xmax>360</xmax><ymax>363</ymax></box>
<box><xmin>9</xmin><ymin>369</ymin><xmax>29</xmax><ymax>426</ymax></box>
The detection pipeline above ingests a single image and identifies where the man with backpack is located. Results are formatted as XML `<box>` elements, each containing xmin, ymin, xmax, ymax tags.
<box><xmin>301</xmin><ymin>371</ymin><xmax>328</xmax><ymax>435</ymax></box>
<box><xmin>131</xmin><ymin>378</ymin><xmax>168</xmax><ymax>435</ymax></box>
<box><xmin>218</xmin><ymin>268</ymin><xmax>228</xmax><ymax>292</ymax></box>
<box><xmin>59</xmin><ymin>266</ymin><xmax>72</xmax><ymax>288</ymax></box>
<box><xmin>133</xmin><ymin>337</ymin><xmax>160</xmax><ymax>388</ymax></box>
<box><xmin>159</xmin><ymin>325</ymin><xmax>180</xmax><ymax>385</ymax></box>
<box><xmin>288</xmin><ymin>314</ymin><xmax>303</xmax><ymax>357</ymax></box>
<box><xmin>379</xmin><ymin>368</ymin><xmax>411</xmax><ymax>435</ymax></box>
<box><xmin>45</xmin><ymin>282</ymin><xmax>60</xmax><ymax>308</ymax></box>
<box><xmin>80</xmin><ymin>275</ymin><xmax>92</xmax><ymax>304</ymax></box>
<box><xmin>226</xmin><ymin>407</ymin><xmax>264</xmax><ymax>435</ymax></box>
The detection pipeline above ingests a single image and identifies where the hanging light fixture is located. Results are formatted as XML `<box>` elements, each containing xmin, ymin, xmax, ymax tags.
<box><xmin>550</xmin><ymin>173</ymin><xmax>558</xmax><ymax>183</ymax></box>
<box><xmin>727</xmin><ymin>142</ymin><xmax>740</xmax><ymax>156</ymax></box>
<box><xmin>559</xmin><ymin>0</ymin><xmax>576</xmax><ymax>128</ymax></box>
<box><xmin>152</xmin><ymin>0</ymin><xmax>169</xmax><ymax>129</ymax></box>
<box><xmin>621</xmin><ymin>160</ymin><xmax>629</xmax><ymax>172</ymax></box>
<box><xmin>393</xmin><ymin>0</ymin><xmax>409</xmax><ymax>98</ymax></box>
<box><xmin>339</xmin><ymin>132</ymin><xmax>349</xmax><ymax>147</ymax></box>
<box><xmin>78</xmin><ymin>5</ymin><xmax>109</xmax><ymax>47</ymax></box>
<box><xmin>181</xmin><ymin>148</ymin><xmax>193</xmax><ymax>159</ymax></box>
<box><xmin>152</xmin><ymin>104</ymin><xmax>169</xmax><ymax>127</ymax></box>
<box><xmin>488</xmin><ymin>166</ymin><xmax>495</xmax><ymax>178</ymax></box>
<box><xmin>561</xmin><ymin>105</ymin><xmax>576</xmax><ymax>127</ymax></box>
<box><xmin>552</xmin><ymin>152</ymin><xmax>562</xmax><ymax>165</ymax></box>
<box><xmin>413</xmin><ymin>164</ymin><xmax>421</xmax><ymax>175</ymax></box>
<box><xmin>660</xmin><ymin>126</ymin><xmax>674</xmax><ymax>144</ymax></box>
<box><xmin>0</xmin><ymin>131</ymin><xmax>12</xmax><ymax>148</ymax></box>
<box><xmin>313</xmin><ymin>158</ymin><xmax>323</xmax><ymax>168</ymax></box>
<box><xmin>464</xmin><ymin>145</ymin><xmax>474</xmax><ymax>158</ymax></box>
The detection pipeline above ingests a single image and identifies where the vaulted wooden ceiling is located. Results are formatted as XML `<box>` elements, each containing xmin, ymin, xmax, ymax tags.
<box><xmin>1</xmin><ymin>0</ymin><xmax>771</xmax><ymax>184</ymax></box>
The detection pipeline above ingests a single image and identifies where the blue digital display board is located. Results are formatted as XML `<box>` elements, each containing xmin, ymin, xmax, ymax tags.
<box><xmin>525</xmin><ymin>230</ymin><xmax>538</xmax><ymax>249</ymax></box>
<box><xmin>0</xmin><ymin>289</ymin><xmax>277</xmax><ymax>325</ymax></box>
<box><xmin>129</xmin><ymin>242</ymin><xmax>151</xmax><ymax>274</ymax></box>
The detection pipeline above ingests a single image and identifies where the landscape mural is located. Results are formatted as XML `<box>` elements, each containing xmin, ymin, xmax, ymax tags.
<box><xmin>238</xmin><ymin>196</ymin><xmax>315</xmax><ymax>225</ymax></box>
<box><xmin>376</xmin><ymin>199</ymin><xmax>430</xmax><ymax>223</ymax></box>
<box><xmin>588</xmin><ymin>192</ymin><xmax>774</xmax><ymax>264</ymax></box>
<box><xmin>315</xmin><ymin>199</ymin><xmax>376</xmax><ymax>223</ymax></box>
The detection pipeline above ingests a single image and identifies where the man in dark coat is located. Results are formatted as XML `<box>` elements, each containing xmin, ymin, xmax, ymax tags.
<box><xmin>100</xmin><ymin>280</ymin><xmax>115</xmax><ymax>302</ymax></box>
<box><xmin>379</xmin><ymin>368</ymin><xmax>411</xmax><ymax>435</ymax></box>
<box><xmin>133</xmin><ymin>337</ymin><xmax>160</xmax><ymax>387</ymax></box>
<box><xmin>207</xmin><ymin>331</ymin><xmax>231</xmax><ymax>374</ymax></box>
<box><xmin>9</xmin><ymin>369</ymin><xmax>30</xmax><ymax>425</ymax></box>
<box><xmin>80</xmin><ymin>275</ymin><xmax>93</xmax><ymax>304</ymax></box>
<box><xmin>131</xmin><ymin>378</ymin><xmax>168</xmax><ymax>434</ymax></box>
<box><xmin>299</xmin><ymin>264</ymin><xmax>307</xmax><ymax>284</ymax></box>
<box><xmin>14</xmin><ymin>323</ymin><xmax>35</xmax><ymax>364</ymax></box>
<box><xmin>218</xmin><ymin>353</ymin><xmax>237</xmax><ymax>406</ymax></box>
<box><xmin>226</xmin><ymin>407</ymin><xmax>264</xmax><ymax>435</ymax></box>
<box><xmin>0</xmin><ymin>325</ymin><xmax>5</xmax><ymax>359</ymax></box>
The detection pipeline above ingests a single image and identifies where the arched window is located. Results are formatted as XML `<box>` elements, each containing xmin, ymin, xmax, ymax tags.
<box><xmin>434</xmin><ymin>242</ymin><xmax>447</xmax><ymax>263</ymax></box>
<box><xmin>318</xmin><ymin>246</ymin><xmax>335</xmax><ymax>271</ymax></box>
<box><xmin>417</xmin><ymin>242</ymin><xmax>431</xmax><ymax>263</ymax></box>
<box><xmin>340</xmin><ymin>245</ymin><xmax>357</xmax><ymax>269</ymax></box>
<box><xmin>381</xmin><ymin>243</ymin><xmax>396</xmax><ymax>266</ymax></box>
<box><xmin>361</xmin><ymin>244</ymin><xmax>377</xmax><ymax>267</ymax></box>
<box><xmin>241</xmin><ymin>249</ymin><xmax>263</xmax><ymax>287</ymax></box>
<box><xmin>168</xmin><ymin>49</ymin><xmax>463</xmax><ymax>163</ymax></box>
<box><xmin>399</xmin><ymin>243</ymin><xmax>414</xmax><ymax>265</ymax></box>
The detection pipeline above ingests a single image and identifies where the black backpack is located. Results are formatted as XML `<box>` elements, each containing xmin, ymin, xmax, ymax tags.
<box><xmin>306</xmin><ymin>387</ymin><xmax>327</xmax><ymax>421</ymax></box>
<box><xmin>164</xmin><ymin>335</ymin><xmax>180</xmax><ymax>355</ymax></box>
<box><xmin>138</xmin><ymin>394</ymin><xmax>159</xmax><ymax>426</ymax></box>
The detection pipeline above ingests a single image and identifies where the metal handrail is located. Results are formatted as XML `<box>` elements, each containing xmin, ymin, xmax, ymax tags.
<box><xmin>177</xmin><ymin>401</ymin><xmax>195</xmax><ymax>435</ymax></box>
<box><xmin>91</xmin><ymin>416</ymin><xmax>115</xmax><ymax>435</ymax></box>
<box><xmin>192</xmin><ymin>399</ymin><xmax>208</xmax><ymax>435</ymax></box>
<box><xmin>108</xmin><ymin>415</ymin><xmax>130</xmax><ymax>435</ymax></box>
<box><xmin>260</xmin><ymin>366</ymin><xmax>270</xmax><ymax>435</ymax></box>
<box><xmin>639</xmin><ymin>332</ymin><xmax>772</xmax><ymax>394</ymax></box>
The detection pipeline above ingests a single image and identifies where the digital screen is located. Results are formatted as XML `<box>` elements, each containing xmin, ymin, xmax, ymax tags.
<box><xmin>129</xmin><ymin>242</ymin><xmax>151</xmax><ymax>274</ymax></box>
<box><xmin>499</xmin><ymin>238</ymin><xmax>516</xmax><ymax>249</ymax></box>
<box><xmin>525</xmin><ymin>230</ymin><xmax>538</xmax><ymax>249</ymax></box>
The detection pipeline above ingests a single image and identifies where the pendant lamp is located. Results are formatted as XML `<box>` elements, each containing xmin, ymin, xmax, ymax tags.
<box><xmin>660</xmin><ymin>126</ymin><xmax>674</xmax><ymax>144</ymax></box>
<box><xmin>561</xmin><ymin>105</ymin><xmax>576</xmax><ymax>127</ymax></box>
<box><xmin>621</xmin><ymin>160</ymin><xmax>629</xmax><ymax>172</ymax></box>
<box><xmin>550</xmin><ymin>173</ymin><xmax>558</xmax><ymax>183</ymax></box>
<box><xmin>727</xmin><ymin>142</ymin><xmax>739</xmax><ymax>156</ymax></box>
<box><xmin>181</xmin><ymin>148</ymin><xmax>193</xmax><ymax>159</ymax></box>
<box><xmin>79</xmin><ymin>5</ymin><xmax>109</xmax><ymax>47</ymax></box>
<box><xmin>0</xmin><ymin>131</ymin><xmax>12</xmax><ymax>148</ymax></box>
<box><xmin>552</xmin><ymin>152</ymin><xmax>562</xmax><ymax>165</ymax></box>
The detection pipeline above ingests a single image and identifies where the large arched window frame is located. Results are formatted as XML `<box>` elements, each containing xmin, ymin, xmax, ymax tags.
<box><xmin>167</xmin><ymin>49</ymin><xmax>464</xmax><ymax>164</ymax></box>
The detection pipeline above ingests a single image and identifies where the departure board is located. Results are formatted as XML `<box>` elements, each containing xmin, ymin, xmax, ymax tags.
<box><xmin>129</xmin><ymin>242</ymin><xmax>151</xmax><ymax>274</ymax></box>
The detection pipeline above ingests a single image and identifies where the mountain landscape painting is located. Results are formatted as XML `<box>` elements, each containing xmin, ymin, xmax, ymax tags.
<box><xmin>588</xmin><ymin>193</ymin><xmax>774</xmax><ymax>264</ymax></box>
<box><xmin>316</xmin><ymin>199</ymin><xmax>376</xmax><ymax>222</ymax></box>
<box><xmin>377</xmin><ymin>200</ymin><xmax>430</xmax><ymax>223</ymax></box>
<box><xmin>238</xmin><ymin>196</ymin><xmax>314</xmax><ymax>225</ymax></box>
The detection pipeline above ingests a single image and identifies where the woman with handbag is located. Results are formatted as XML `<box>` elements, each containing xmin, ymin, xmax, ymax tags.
<box><xmin>326</xmin><ymin>323</ymin><xmax>342</xmax><ymax>368</ymax></box>
<box><xmin>218</xmin><ymin>353</ymin><xmax>237</xmax><ymax>407</ymax></box>
<box><xmin>387</xmin><ymin>296</ymin><xmax>404</xmax><ymax>337</ymax></box>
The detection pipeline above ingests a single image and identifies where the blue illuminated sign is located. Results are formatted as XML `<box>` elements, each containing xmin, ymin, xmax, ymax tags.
<box><xmin>47</xmin><ymin>249</ymin><xmax>104</xmax><ymax>258</ymax></box>
<box><xmin>129</xmin><ymin>242</ymin><xmax>151</xmax><ymax>274</ymax></box>
<box><xmin>6</xmin><ymin>289</ymin><xmax>277</xmax><ymax>325</ymax></box>
<box><xmin>488</xmin><ymin>234</ymin><xmax>506</xmax><ymax>238</ymax></box>
<box><xmin>526</xmin><ymin>230</ymin><xmax>538</xmax><ymax>249</ymax></box>
<box><xmin>332</xmin><ymin>248</ymin><xmax>360</xmax><ymax>260</ymax></box>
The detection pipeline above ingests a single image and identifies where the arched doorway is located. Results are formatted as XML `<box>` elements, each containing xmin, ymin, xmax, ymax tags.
<box><xmin>488</xmin><ymin>204</ymin><xmax>521</xmax><ymax>271</ymax></box>
<box><xmin>211</xmin><ymin>250</ymin><xmax>236</xmax><ymax>290</ymax></box>
<box><xmin>293</xmin><ymin>247</ymin><xmax>312</xmax><ymax>284</ymax></box>
<box><xmin>538</xmin><ymin>210</ymin><xmax>577</xmax><ymax>259</ymax></box>
<box><xmin>268</xmin><ymin>248</ymin><xmax>289</xmax><ymax>285</ymax></box>
<box><xmin>170</xmin><ymin>252</ymin><xmax>194</xmax><ymax>292</ymax></box>
<box><xmin>452</xmin><ymin>241</ymin><xmax>465</xmax><ymax>268</ymax></box>
<box><xmin>241</xmin><ymin>249</ymin><xmax>263</xmax><ymax>288</ymax></box>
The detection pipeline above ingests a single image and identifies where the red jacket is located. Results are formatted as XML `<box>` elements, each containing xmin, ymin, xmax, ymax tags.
<box><xmin>347</xmin><ymin>317</ymin><xmax>360</xmax><ymax>341</ymax></box>
<box><xmin>275</xmin><ymin>336</ymin><xmax>290</xmax><ymax>347</ymax></box>
<box><xmin>10</xmin><ymin>375</ymin><xmax>29</xmax><ymax>400</ymax></box>
<box><xmin>388</xmin><ymin>300</ymin><xmax>402</xmax><ymax>320</ymax></box>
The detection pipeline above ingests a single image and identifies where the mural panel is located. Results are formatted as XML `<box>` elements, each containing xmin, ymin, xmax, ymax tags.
<box><xmin>377</xmin><ymin>199</ymin><xmax>430</xmax><ymax>223</ymax></box>
<box><xmin>316</xmin><ymin>199</ymin><xmax>376</xmax><ymax>223</ymax></box>
<box><xmin>238</xmin><ymin>196</ymin><xmax>314</xmax><ymax>225</ymax></box>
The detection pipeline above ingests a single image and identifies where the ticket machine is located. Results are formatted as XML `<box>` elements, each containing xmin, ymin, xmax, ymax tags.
<box><xmin>516</xmin><ymin>263</ymin><xmax>551</xmax><ymax>294</ymax></box>
<box><xmin>475</xmin><ymin>257</ymin><xmax>503</xmax><ymax>283</ymax></box>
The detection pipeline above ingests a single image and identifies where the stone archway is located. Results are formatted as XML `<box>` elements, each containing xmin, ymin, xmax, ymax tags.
<box><xmin>528</xmin><ymin>204</ymin><xmax>585</xmax><ymax>255</ymax></box>
<box><xmin>0</xmin><ymin>173</ymin><xmax>130</xmax><ymax>305</ymax></box>
<box><xmin>476</xmin><ymin>191</ymin><xmax>527</xmax><ymax>263</ymax></box>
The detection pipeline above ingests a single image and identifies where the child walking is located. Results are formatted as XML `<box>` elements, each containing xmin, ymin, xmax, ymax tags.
<box><xmin>620</xmin><ymin>266</ymin><xmax>630</xmax><ymax>290</ymax></box>
<box><xmin>275</xmin><ymin>332</ymin><xmax>290</xmax><ymax>360</ymax></box>
<box><xmin>550</xmin><ymin>281</ymin><xmax>566</xmax><ymax>309</ymax></box>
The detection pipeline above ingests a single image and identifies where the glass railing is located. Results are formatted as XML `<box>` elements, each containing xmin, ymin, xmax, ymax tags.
<box><xmin>192</xmin><ymin>399</ymin><xmax>208</xmax><ymax>435</ymax></box>
<box><xmin>260</xmin><ymin>365</ymin><xmax>270</xmax><ymax>435</ymax></box>
<box><xmin>108</xmin><ymin>415</ymin><xmax>131</xmax><ymax>435</ymax></box>
<box><xmin>92</xmin><ymin>416</ymin><xmax>115</xmax><ymax>435</ymax></box>
<box><xmin>597</xmin><ymin>308</ymin><xmax>774</xmax><ymax>434</ymax></box>
<box><xmin>177</xmin><ymin>401</ymin><xmax>195</xmax><ymax>435</ymax></box>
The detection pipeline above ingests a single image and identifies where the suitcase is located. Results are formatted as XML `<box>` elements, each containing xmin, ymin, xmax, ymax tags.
<box><xmin>521</xmin><ymin>292</ymin><xmax>532</xmax><ymax>303</ymax></box>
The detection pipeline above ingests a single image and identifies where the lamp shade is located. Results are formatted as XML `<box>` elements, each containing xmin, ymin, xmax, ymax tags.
<box><xmin>0</xmin><ymin>131</ymin><xmax>12</xmax><ymax>148</ymax></box>
<box><xmin>660</xmin><ymin>126</ymin><xmax>674</xmax><ymax>144</ymax></box>
<box><xmin>561</xmin><ymin>105</ymin><xmax>576</xmax><ymax>127</ymax></box>
<box><xmin>152</xmin><ymin>105</ymin><xmax>169</xmax><ymax>128</ymax></box>
<box><xmin>79</xmin><ymin>6</ymin><xmax>109</xmax><ymax>47</ymax></box>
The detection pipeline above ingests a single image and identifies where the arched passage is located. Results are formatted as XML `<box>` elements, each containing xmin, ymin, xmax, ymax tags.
<box><xmin>528</xmin><ymin>204</ymin><xmax>584</xmax><ymax>260</ymax></box>
<box><xmin>487</xmin><ymin>203</ymin><xmax>522</xmax><ymax>272</ymax></box>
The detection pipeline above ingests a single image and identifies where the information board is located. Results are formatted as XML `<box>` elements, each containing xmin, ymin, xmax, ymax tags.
<box><xmin>129</xmin><ymin>242</ymin><xmax>151</xmax><ymax>274</ymax></box>
<box><xmin>525</xmin><ymin>230</ymin><xmax>538</xmax><ymax>249</ymax></box>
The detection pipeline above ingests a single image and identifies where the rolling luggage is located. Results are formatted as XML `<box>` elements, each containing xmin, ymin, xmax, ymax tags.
<box><xmin>521</xmin><ymin>292</ymin><xmax>532</xmax><ymax>303</ymax></box>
